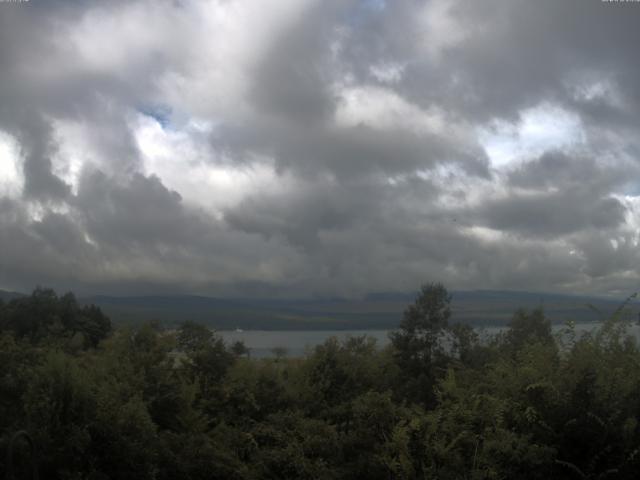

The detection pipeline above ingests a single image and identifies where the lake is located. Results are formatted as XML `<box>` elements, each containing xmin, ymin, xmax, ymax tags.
<box><xmin>218</xmin><ymin>322</ymin><xmax>640</xmax><ymax>358</ymax></box>
<box><xmin>219</xmin><ymin>329</ymin><xmax>391</xmax><ymax>358</ymax></box>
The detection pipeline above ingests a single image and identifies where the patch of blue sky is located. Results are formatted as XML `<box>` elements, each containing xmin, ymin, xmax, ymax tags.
<box><xmin>478</xmin><ymin>103</ymin><xmax>585</xmax><ymax>169</ymax></box>
<box><xmin>362</xmin><ymin>0</ymin><xmax>386</xmax><ymax>11</ymax></box>
<box><xmin>620</xmin><ymin>181</ymin><xmax>640</xmax><ymax>197</ymax></box>
<box><xmin>138</xmin><ymin>105</ymin><xmax>172</xmax><ymax>129</ymax></box>
<box><xmin>346</xmin><ymin>0</ymin><xmax>386</xmax><ymax>27</ymax></box>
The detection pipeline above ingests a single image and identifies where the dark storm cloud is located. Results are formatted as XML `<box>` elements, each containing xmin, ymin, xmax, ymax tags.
<box><xmin>507</xmin><ymin>151</ymin><xmax>637</xmax><ymax>193</ymax></box>
<box><xmin>0</xmin><ymin>167</ymin><xmax>302</xmax><ymax>295</ymax></box>
<box><xmin>0</xmin><ymin>198</ymin><xmax>89</xmax><ymax>290</ymax></box>
<box><xmin>224</xmin><ymin>176</ymin><xmax>440</xmax><ymax>249</ymax></box>
<box><xmin>70</xmin><ymin>168</ymin><xmax>273</xmax><ymax>265</ymax></box>
<box><xmin>477</xmin><ymin>189</ymin><xmax>627</xmax><ymax>238</ymax></box>
<box><xmin>0</xmin><ymin>4</ymin><xmax>72</xmax><ymax>200</ymax></box>
<box><xmin>248</xmin><ymin>1</ymin><xmax>348</xmax><ymax>125</ymax></box>
<box><xmin>214</xmin><ymin>120</ymin><xmax>489</xmax><ymax>180</ymax></box>
<box><xmin>0</xmin><ymin>0</ymin><xmax>162</xmax><ymax>180</ymax></box>
<box><xmin>1</xmin><ymin>0</ymin><xmax>640</xmax><ymax>296</ymax></box>
<box><xmin>75</xmin><ymin>170</ymin><xmax>196</xmax><ymax>247</ymax></box>
<box><xmin>402</xmin><ymin>0</ymin><xmax>640</xmax><ymax>121</ymax></box>
<box><xmin>14</xmin><ymin>114</ymin><xmax>71</xmax><ymax>201</ymax></box>
<box><xmin>573</xmin><ymin>231</ymin><xmax>640</xmax><ymax>279</ymax></box>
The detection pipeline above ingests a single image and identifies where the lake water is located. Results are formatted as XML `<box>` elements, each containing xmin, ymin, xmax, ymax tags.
<box><xmin>219</xmin><ymin>329</ymin><xmax>391</xmax><ymax>358</ymax></box>
<box><xmin>219</xmin><ymin>322</ymin><xmax>640</xmax><ymax>358</ymax></box>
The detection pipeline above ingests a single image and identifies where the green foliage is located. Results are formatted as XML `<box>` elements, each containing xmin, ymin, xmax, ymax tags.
<box><xmin>0</xmin><ymin>287</ymin><xmax>111</xmax><ymax>348</ymax></box>
<box><xmin>390</xmin><ymin>282</ymin><xmax>452</xmax><ymax>405</ymax></box>
<box><xmin>249</xmin><ymin>411</ymin><xmax>340</xmax><ymax>479</ymax></box>
<box><xmin>2</xmin><ymin>285</ymin><xmax>640</xmax><ymax>479</ymax></box>
<box><xmin>503</xmin><ymin>307</ymin><xmax>554</xmax><ymax>353</ymax></box>
<box><xmin>177</xmin><ymin>320</ymin><xmax>214</xmax><ymax>352</ymax></box>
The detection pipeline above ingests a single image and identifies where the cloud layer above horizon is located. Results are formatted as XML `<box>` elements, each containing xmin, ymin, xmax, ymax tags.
<box><xmin>2</xmin><ymin>0</ymin><xmax>640</xmax><ymax>297</ymax></box>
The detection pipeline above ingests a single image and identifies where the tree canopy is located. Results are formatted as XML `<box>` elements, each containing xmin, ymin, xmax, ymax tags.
<box><xmin>2</xmin><ymin>285</ymin><xmax>640</xmax><ymax>479</ymax></box>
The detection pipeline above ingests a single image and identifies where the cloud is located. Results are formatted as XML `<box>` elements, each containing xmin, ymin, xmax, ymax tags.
<box><xmin>0</xmin><ymin>131</ymin><xmax>24</xmax><ymax>198</ymax></box>
<box><xmin>1</xmin><ymin>0</ymin><xmax>640</xmax><ymax>297</ymax></box>
<box><xmin>476</xmin><ymin>189</ymin><xmax>627</xmax><ymax>238</ymax></box>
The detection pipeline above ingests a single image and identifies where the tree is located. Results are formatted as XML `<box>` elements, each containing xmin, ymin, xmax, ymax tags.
<box><xmin>449</xmin><ymin>322</ymin><xmax>490</xmax><ymax>367</ymax></box>
<box><xmin>78</xmin><ymin>304</ymin><xmax>112</xmax><ymax>347</ymax></box>
<box><xmin>389</xmin><ymin>283</ymin><xmax>452</xmax><ymax>405</ymax></box>
<box><xmin>271</xmin><ymin>346</ymin><xmax>288</xmax><ymax>361</ymax></box>
<box><xmin>0</xmin><ymin>288</ymin><xmax>111</xmax><ymax>348</ymax></box>
<box><xmin>177</xmin><ymin>320</ymin><xmax>214</xmax><ymax>353</ymax></box>
<box><xmin>231</xmin><ymin>340</ymin><xmax>250</xmax><ymax>358</ymax></box>
<box><xmin>504</xmin><ymin>308</ymin><xmax>553</xmax><ymax>352</ymax></box>
<box><xmin>177</xmin><ymin>321</ymin><xmax>235</xmax><ymax>401</ymax></box>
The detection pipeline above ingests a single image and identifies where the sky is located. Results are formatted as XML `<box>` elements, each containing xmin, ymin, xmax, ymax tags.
<box><xmin>1</xmin><ymin>0</ymin><xmax>640</xmax><ymax>298</ymax></box>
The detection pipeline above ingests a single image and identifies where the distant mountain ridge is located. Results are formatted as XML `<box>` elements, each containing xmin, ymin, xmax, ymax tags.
<box><xmin>3</xmin><ymin>288</ymin><xmax>636</xmax><ymax>330</ymax></box>
<box><xmin>0</xmin><ymin>290</ymin><xmax>26</xmax><ymax>302</ymax></box>
<box><xmin>81</xmin><ymin>289</ymin><xmax>637</xmax><ymax>330</ymax></box>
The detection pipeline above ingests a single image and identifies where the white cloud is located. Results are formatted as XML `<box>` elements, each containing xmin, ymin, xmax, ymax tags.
<box><xmin>0</xmin><ymin>131</ymin><xmax>24</xmax><ymax>198</ymax></box>
<box><xmin>478</xmin><ymin>103</ymin><xmax>586</xmax><ymax>169</ymax></box>
<box><xmin>613</xmin><ymin>194</ymin><xmax>640</xmax><ymax>246</ymax></box>
<box><xmin>64</xmin><ymin>0</ymin><xmax>315</xmax><ymax>120</ymax></box>
<box><xmin>335</xmin><ymin>85</ymin><xmax>447</xmax><ymax>135</ymax></box>
<box><xmin>420</xmin><ymin>0</ymin><xmax>472</xmax><ymax>62</ymax></box>
<box><xmin>50</xmin><ymin>120</ymin><xmax>94</xmax><ymax>195</ymax></box>
<box><xmin>68</xmin><ymin>2</ymin><xmax>167</xmax><ymax>74</ymax></box>
<box><xmin>155</xmin><ymin>0</ymin><xmax>315</xmax><ymax>119</ymax></box>
<box><xmin>565</xmin><ymin>73</ymin><xmax>625</xmax><ymax>109</ymax></box>
<box><xmin>369</xmin><ymin>62</ymin><xmax>405</xmax><ymax>84</ymax></box>
<box><xmin>134</xmin><ymin>113</ymin><xmax>292</xmax><ymax>215</ymax></box>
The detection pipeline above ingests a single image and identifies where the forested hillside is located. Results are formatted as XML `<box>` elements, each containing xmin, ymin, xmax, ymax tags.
<box><xmin>2</xmin><ymin>285</ymin><xmax>640</xmax><ymax>479</ymax></box>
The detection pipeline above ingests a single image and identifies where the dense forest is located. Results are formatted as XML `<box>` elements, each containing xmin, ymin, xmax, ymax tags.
<box><xmin>2</xmin><ymin>285</ymin><xmax>640</xmax><ymax>479</ymax></box>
